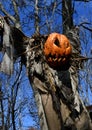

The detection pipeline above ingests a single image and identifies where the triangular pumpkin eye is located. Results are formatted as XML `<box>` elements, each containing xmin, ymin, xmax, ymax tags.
<box><xmin>54</xmin><ymin>38</ymin><xmax>60</xmax><ymax>47</ymax></box>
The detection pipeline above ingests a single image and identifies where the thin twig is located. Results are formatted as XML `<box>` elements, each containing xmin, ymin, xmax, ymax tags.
<box><xmin>74</xmin><ymin>57</ymin><xmax>92</xmax><ymax>61</ymax></box>
<box><xmin>17</xmin><ymin>44</ymin><xmax>41</xmax><ymax>57</ymax></box>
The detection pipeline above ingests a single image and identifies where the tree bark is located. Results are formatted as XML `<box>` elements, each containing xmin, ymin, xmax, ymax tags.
<box><xmin>0</xmin><ymin>16</ymin><xmax>92</xmax><ymax>130</ymax></box>
<box><xmin>25</xmin><ymin>1</ymin><xmax>92</xmax><ymax>129</ymax></box>
<box><xmin>0</xmin><ymin>0</ymin><xmax>92</xmax><ymax>129</ymax></box>
<box><xmin>34</xmin><ymin>0</ymin><xmax>40</xmax><ymax>35</ymax></box>
<box><xmin>62</xmin><ymin>0</ymin><xmax>73</xmax><ymax>34</ymax></box>
<box><xmin>26</xmin><ymin>34</ymin><xmax>92</xmax><ymax>130</ymax></box>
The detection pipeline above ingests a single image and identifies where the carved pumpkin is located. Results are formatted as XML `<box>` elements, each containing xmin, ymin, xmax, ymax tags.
<box><xmin>44</xmin><ymin>33</ymin><xmax>72</xmax><ymax>70</ymax></box>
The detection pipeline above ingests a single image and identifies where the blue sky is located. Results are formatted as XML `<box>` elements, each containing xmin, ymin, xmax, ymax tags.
<box><xmin>74</xmin><ymin>1</ymin><xmax>92</xmax><ymax>105</ymax></box>
<box><xmin>1</xmin><ymin>0</ymin><xmax>92</xmax><ymax>129</ymax></box>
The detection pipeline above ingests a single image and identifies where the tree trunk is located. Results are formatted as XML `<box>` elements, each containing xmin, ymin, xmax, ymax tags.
<box><xmin>34</xmin><ymin>0</ymin><xmax>40</xmax><ymax>35</ymax></box>
<box><xmin>0</xmin><ymin>0</ymin><xmax>92</xmax><ymax>129</ymax></box>
<box><xmin>26</xmin><ymin>34</ymin><xmax>92</xmax><ymax>130</ymax></box>
<box><xmin>0</xmin><ymin>100</ymin><xmax>5</xmax><ymax>130</ymax></box>
<box><xmin>62</xmin><ymin>0</ymin><xmax>73</xmax><ymax>33</ymax></box>
<box><xmin>26</xmin><ymin>0</ymin><xmax>92</xmax><ymax>130</ymax></box>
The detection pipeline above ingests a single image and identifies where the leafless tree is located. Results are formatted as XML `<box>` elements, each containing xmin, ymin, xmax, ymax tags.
<box><xmin>0</xmin><ymin>0</ymin><xmax>92</xmax><ymax>130</ymax></box>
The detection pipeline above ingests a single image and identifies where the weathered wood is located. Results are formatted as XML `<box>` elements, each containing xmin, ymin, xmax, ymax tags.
<box><xmin>0</xmin><ymin>16</ymin><xmax>92</xmax><ymax>130</ymax></box>
<box><xmin>0</xmin><ymin>16</ymin><xmax>28</xmax><ymax>75</ymax></box>
<box><xmin>26</xmin><ymin>34</ymin><xmax>92</xmax><ymax>130</ymax></box>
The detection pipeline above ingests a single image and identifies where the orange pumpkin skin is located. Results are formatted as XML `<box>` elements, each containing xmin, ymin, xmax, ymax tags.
<box><xmin>44</xmin><ymin>33</ymin><xmax>72</xmax><ymax>70</ymax></box>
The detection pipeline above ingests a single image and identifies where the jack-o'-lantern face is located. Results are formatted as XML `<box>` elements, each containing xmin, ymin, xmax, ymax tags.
<box><xmin>44</xmin><ymin>33</ymin><xmax>72</xmax><ymax>70</ymax></box>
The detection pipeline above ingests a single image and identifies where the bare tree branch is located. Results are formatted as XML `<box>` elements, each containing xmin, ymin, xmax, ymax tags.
<box><xmin>78</xmin><ymin>22</ymin><xmax>92</xmax><ymax>32</ymax></box>
<box><xmin>34</xmin><ymin>0</ymin><xmax>40</xmax><ymax>34</ymax></box>
<box><xmin>0</xmin><ymin>2</ymin><xmax>16</xmax><ymax>23</ymax></box>
<box><xmin>11</xmin><ymin>0</ymin><xmax>21</xmax><ymax>29</ymax></box>
<box><xmin>0</xmin><ymin>1</ymin><xmax>21</xmax><ymax>29</ymax></box>
<box><xmin>81</xmin><ymin>25</ymin><xmax>92</xmax><ymax>32</ymax></box>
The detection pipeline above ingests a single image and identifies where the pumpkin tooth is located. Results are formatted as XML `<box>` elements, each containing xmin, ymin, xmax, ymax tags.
<box><xmin>62</xmin><ymin>58</ymin><xmax>66</xmax><ymax>62</ymax></box>
<box><xmin>58</xmin><ymin>58</ymin><xmax>62</xmax><ymax>62</ymax></box>
<box><xmin>48</xmin><ymin>57</ymin><xmax>52</xmax><ymax>61</ymax></box>
<box><xmin>53</xmin><ymin>58</ymin><xmax>57</xmax><ymax>61</ymax></box>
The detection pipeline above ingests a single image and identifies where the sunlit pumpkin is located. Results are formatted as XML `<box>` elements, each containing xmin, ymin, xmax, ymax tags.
<box><xmin>44</xmin><ymin>33</ymin><xmax>72</xmax><ymax>70</ymax></box>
